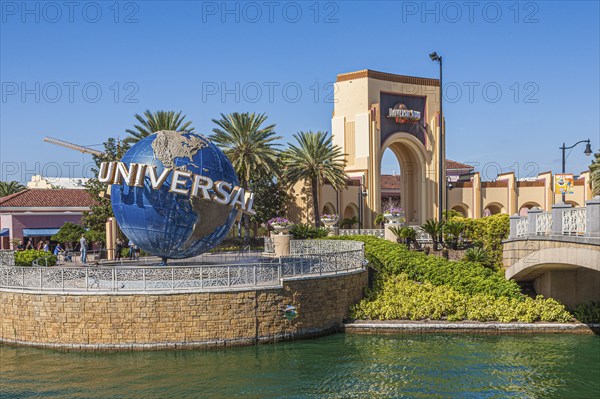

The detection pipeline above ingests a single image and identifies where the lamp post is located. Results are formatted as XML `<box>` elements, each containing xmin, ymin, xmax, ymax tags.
<box><xmin>430</xmin><ymin>51</ymin><xmax>443</xmax><ymax>222</ymax></box>
<box><xmin>559</xmin><ymin>139</ymin><xmax>592</xmax><ymax>202</ymax></box>
<box><xmin>357</xmin><ymin>183</ymin><xmax>368</xmax><ymax>234</ymax></box>
<box><xmin>445</xmin><ymin>176</ymin><xmax>453</xmax><ymax>220</ymax></box>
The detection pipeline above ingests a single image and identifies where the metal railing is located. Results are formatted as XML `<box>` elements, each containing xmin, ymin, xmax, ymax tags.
<box><xmin>339</xmin><ymin>229</ymin><xmax>384</xmax><ymax>238</ymax></box>
<box><xmin>562</xmin><ymin>208</ymin><xmax>586</xmax><ymax>236</ymax></box>
<box><xmin>0</xmin><ymin>240</ymin><xmax>364</xmax><ymax>294</ymax></box>
<box><xmin>535</xmin><ymin>213</ymin><xmax>552</xmax><ymax>236</ymax></box>
<box><xmin>516</xmin><ymin>217</ymin><xmax>528</xmax><ymax>237</ymax></box>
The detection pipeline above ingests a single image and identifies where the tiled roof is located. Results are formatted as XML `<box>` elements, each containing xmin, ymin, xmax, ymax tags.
<box><xmin>381</xmin><ymin>175</ymin><xmax>401</xmax><ymax>190</ymax></box>
<box><xmin>446</xmin><ymin>159</ymin><xmax>474</xmax><ymax>170</ymax></box>
<box><xmin>0</xmin><ymin>189</ymin><xmax>96</xmax><ymax>208</ymax></box>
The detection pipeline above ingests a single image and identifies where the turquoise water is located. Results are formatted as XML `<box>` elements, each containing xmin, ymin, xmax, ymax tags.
<box><xmin>1</xmin><ymin>334</ymin><xmax>599</xmax><ymax>398</ymax></box>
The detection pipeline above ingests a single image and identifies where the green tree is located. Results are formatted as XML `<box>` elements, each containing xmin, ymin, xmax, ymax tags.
<box><xmin>82</xmin><ymin>138</ymin><xmax>129</xmax><ymax>236</ymax></box>
<box><xmin>123</xmin><ymin>110</ymin><xmax>195</xmax><ymax>145</ymax></box>
<box><xmin>0</xmin><ymin>181</ymin><xmax>26</xmax><ymax>197</ymax></box>
<box><xmin>211</xmin><ymin>112</ymin><xmax>282</xmax><ymax>239</ymax></box>
<box><xmin>421</xmin><ymin>218</ymin><xmax>445</xmax><ymax>250</ymax></box>
<box><xmin>590</xmin><ymin>150</ymin><xmax>600</xmax><ymax>196</ymax></box>
<box><xmin>374</xmin><ymin>213</ymin><xmax>386</xmax><ymax>228</ymax></box>
<box><xmin>52</xmin><ymin>222</ymin><xmax>86</xmax><ymax>246</ymax></box>
<box><xmin>249</xmin><ymin>176</ymin><xmax>289</xmax><ymax>226</ymax></box>
<box><xmin>283</xmin><ymin>131</ymin><xmax>348</xmax><ymax>227</ymax></box>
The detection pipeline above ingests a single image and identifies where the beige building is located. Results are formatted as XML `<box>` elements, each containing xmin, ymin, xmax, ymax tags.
<box><xmin>288</xmin><ymin>69</ymin><xmax>594</xmax><ymax>227</ymax></box>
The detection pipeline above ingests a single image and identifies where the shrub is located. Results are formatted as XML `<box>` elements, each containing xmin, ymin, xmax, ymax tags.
<box><xmin>573</xmin><ymin>302</ymin><xmax>600</xmax><ymax>323</ymax></box>
<box><xmin>15</xmin><ymin>250</ymin><xmax>57</xmax><ymax>266</ymax></box>
<box><xmin>463</xmin><ymin>247</ymin><xmax>493</xmax><ymax>269</ymax></box>
<box><xmin>351</xmin><ymin>274</ymin><xmax>572</xmax><ymax>323</ymax></box>
<box><xmin>331</xmin><ymin>235</ymin><xmax>521</xmax><ymax>298</ymax></box>
<box><xmin>421</xmin><ymin>219</ymin><xmax>444</xmax><ymax>250</ymax></box>
<box><xmin>450</xmin><ymin>214</ymin><xmax>509</xmax><ymax>269</ymax></box>
<box><xmin>290</xmin><ymin>224</ymin><xmax>329</xmax><ymax>239</ymax></box>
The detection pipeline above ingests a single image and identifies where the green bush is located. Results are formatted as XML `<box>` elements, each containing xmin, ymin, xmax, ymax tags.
<box><xmin>463</xmin><ymin>247</ymin><xmax>493</xmax><ymax>269</ymax></box>
<box><xmin>331</xmin><ymin>235</ymin><xmax>521</xmax><ymax>298</ymax></box>
<box><xmin>451</xmin><ymin>214</ymin><xmax>509</xmax><ymax>269</ymax></box>
<box><xmin>352</xmin><ymin>274</ymin><xmax>572</xmax><ymax>323</ymax></box>
<box><xmin>573</xmin><ymin>302</ymin><xmax>600</xmax><ymax>323</ymax></box>
<box><xmin>15</xmin><ymin>250</ymin><xmax>57</xmax><ymax>266</ymax></box>
<box><xmin>290</xmin><ymin>224</ymin><xmax>329</xmax><ymax>239</ymax></box>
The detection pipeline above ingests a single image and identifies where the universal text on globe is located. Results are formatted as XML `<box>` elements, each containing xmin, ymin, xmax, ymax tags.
<box><xmin>98</xmin><ymin>161</ymin><xmax>256</xmax><ymax>215</ymax></box>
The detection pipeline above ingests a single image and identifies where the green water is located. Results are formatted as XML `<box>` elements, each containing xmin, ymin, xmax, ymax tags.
<box><xmin>1</xmin><ymin>334</ymin><xmax>599</xmax><ymax>398</ymax></box>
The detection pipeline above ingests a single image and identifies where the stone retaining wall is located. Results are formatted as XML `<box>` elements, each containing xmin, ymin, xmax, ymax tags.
<box><xmin>502</xmin><ymin>238</ymin><xmax>599</xmax><ymax>269</ymax></box>
<box><xmin>0</xmin><ymin>270</ymin><xmax>367</xmax><ymax>350</ymax></box>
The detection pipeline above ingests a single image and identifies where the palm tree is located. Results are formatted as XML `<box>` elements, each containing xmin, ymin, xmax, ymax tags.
<box><xmin>590</xmin><ymin>150</ymin><xmax>600</xmax><ymax>196</ymax></box>
<box><xmin>284</xmin><ymin>131</ymin><xmax>348</xmax><ymax>227</ymax></box>
<box><xmin>0</xmin><ymin>181</ymin><xmax>26</xmax><ymax>198</ymax></box>
<box><xmin>211</xmin><ymin>112</ymin><xmax>282</xmax><ymax>239</ymax></box>
<box><xmin>421</xmin><ymin>219</ymin><xmax>445</xmax><ymax>250</ymax></box>
<box><xmin>124</xmin><ymin>110</ymin><xmax>195</xmax><ymax>145</ymax></box>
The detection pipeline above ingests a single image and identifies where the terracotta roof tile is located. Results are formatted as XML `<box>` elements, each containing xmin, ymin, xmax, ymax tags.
<box><xmin>0</xmin><ymin>189</ymin><xmax>96</xmax><ymax>208</ymax></box>
<box><xmin>381</xmin><ymin>175</ymin><xmax>401</xmax><ymax>189</ymax></box>
<box><xmin>446</xmin><ymin>159</ymin><xmax>474</xmax><ymax>170</ymax></box>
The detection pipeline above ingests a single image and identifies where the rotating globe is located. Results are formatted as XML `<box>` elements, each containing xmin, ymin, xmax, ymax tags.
<box><xmin>110</xmin><ymin>130</ymin><xmax>239</xmax><ymax>260</ymax></box>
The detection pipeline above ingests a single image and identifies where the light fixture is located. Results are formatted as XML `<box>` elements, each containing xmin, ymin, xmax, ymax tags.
<box><xmin>584</xmin><ymin>142</ymin><xmax>593</xmax><ymax>156</ymax></box>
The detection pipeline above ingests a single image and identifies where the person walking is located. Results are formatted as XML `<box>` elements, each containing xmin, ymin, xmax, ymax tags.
<box><xmin>36</xmin><ymin>240</ymin><xmax>44</xmax><ymax>251</ymax></box>
<box><xmin>116</xmin><ymin>239</ymin><xmax>123</xmax><ymax>260</ymax></box>
<box><xmin>79</xmin><ymin>234</ymin><xmax>88</xmax><ymax>264</ymax></box>
<box><xmin>43</xmin><ymin>241</ymin><xmax>50</xmax><ymax>252</ymax></box>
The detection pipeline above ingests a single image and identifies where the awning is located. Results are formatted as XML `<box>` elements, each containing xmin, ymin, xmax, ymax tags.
<box><xmin>22</xmin><ymin>228</ymin><xmax>60</xmax><ymax>237</ymax></box>
<box><xmin>0</xmin><ymin>228</ymin><xmax>9</xmax><ymax>237</ymax></box>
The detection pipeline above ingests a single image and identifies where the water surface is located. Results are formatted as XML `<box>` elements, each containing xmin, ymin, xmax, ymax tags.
<box><xmin>1</xmin><ymin>334</ymin><xmax>599</xmax><ymax>398</ymax></box>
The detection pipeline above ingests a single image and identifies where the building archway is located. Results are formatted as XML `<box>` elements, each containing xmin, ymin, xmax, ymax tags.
<box><xmin>322</xmin><ymin>202</ymin><xmax>335</xmax><ymax>216</ymax></box>
<box><xmin>483</xmin><ymin>202</ymin><xmax>504</xmax><ymax>216</ymax></box>
<box><xmin>519</xmin><ymin>202</ymin><xmax>542</xmax><ymax>216</ymax></box>
<box><xmin>378</xmin><ymin>133</ymin><xmax>428</xmax><ymax>225</ymax></box>
<box><xmin>342</xmin><ymin>203</ymin><xmax>359</xmax><ymax>228</ymax></box>
<box><xmin>452</xmin><ymin>203</ymin><xmax>469</xmax><ymax>217</ymax></box>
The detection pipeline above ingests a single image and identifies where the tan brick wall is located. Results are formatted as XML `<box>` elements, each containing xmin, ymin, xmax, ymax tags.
<box><xmin>0</xmin><ymin>270</ymin><xmax>367</xmax><ymax>350</ymax></box>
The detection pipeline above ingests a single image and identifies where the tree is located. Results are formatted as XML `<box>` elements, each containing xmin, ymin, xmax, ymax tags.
<box><xmin>82</xmin><ymin>138</ymin><xmax>129</xmax><ymax>236</ymax></box>
<box><xmin>590</xmin><ymin>150</ymin><xmax>600</xmax><ymax>196</ymax></box>
<box><xmin>248</xmin><ymin>176</ymin><xmax>290</xmax><ymax>227</ymax></box>
<box><xmin>51</xmin><ymin>222</ymin><xmax>85</xmax><ymax>246</ymax></box>
<box><xmin>123</xmin><ymin>110</ymin><xmax>195</xmax><ymax>145</ymax></box>
<box><xmin>0</xmin><ymin>181</ymin><xmax>26</xmax><ymax>197</ymax></box>
<box><xmin>421</xmin><ymin>219</ymin><xmax>445</xmax><ymax>250</ymax></box>
<box><xmin>211</xmin><ymin>112</ymin><xmax>282</xmax><ymax>240</ymax></box>
<box><xmin>283</xmin><ymin>131</ymin><xmax>348</xmax><ymax>227</ymax></box>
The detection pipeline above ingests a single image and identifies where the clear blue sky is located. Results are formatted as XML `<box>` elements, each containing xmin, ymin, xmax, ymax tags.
<box><xmin>1</xmin><ymin>1</ymin><xmax>598</xmax><ymax>183</ymax></box>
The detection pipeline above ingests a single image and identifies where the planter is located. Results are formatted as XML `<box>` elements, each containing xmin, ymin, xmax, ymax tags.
<box><xmin>384</xmin><ymin>212</ymin><xmax>405</xmax><ymax>224</ymax></box>
<box><xmin>271</xmin><ymin>224</ymin><xmax>291</xmax><ymax>235</ymax></box>
<box><xmin>321</xmin><ymin>216</ymin><xmax>339</xmax><ymax>227</ymax></box>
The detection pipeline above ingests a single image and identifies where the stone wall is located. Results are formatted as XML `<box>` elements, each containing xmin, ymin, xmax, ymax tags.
<box><xmin>502</xmin><ymin>238</ymin><xmax>599</xmax><ymax>269</ymax></box>
<box><xmin>0</xmin><ymin>270</ymin><xmax>367</xmax><ymax>350</ymax></box>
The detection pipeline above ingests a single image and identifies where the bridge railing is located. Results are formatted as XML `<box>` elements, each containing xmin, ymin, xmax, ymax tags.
<box><xmin>509</xmin><ymin>196</ymin><xmax>600</xmax><ymax>240</ymax></box>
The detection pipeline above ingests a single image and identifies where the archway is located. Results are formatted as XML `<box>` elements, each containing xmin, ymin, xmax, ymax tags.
<box><xmin>565</xmin><ymin>200</ymin><xmax>579</xmax><ymax>208</ymax></box>
<box><xmin>483</xmin><ymin>202</ymin><xmax>504</xmax><ymax>216</ymax></box>
<box><xmin>322</xmin><ymin>202</ymin><xmax>335</xmax><ymax>216</ymax></box>
<box><xmin>452</xmin><ymin>203</ymin><xmax>469</xmax><ymax>217</ymax></box>
<box><xmin>379</xmin><ymin>133</ymin><xmax>428</xmax><ymax>225</ymax></box>
<box><xmin>519</xmin><ymin>202</ymin><xmax>542</xmax><ymax>216</ymax></box>
<box><xmin>342</xmin><ymin>203</ymin><xmax>359</xmax><ymax>228</ymax></box>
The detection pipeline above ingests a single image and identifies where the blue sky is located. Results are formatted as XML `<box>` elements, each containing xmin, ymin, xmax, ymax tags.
<box><xmin>1</xmin><ymin>1</ymin><xmax>598</xmax><ymax>183</ymax></box>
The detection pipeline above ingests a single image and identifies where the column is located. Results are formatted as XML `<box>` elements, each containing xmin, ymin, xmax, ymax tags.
<box><xmin>527</xmin><ymin>207</ymin><xmax>543</xmax><ymax>236</ymax></box>
<box><xmin>509</xmin><ymin>214</ymin><xmax>521</xmax><ymax>239</ymax></box>
<box><xmin>585</xmin><ymin>196</ymin><xmax>600</xmax><ymax>238</ymax></box>
<box><xmin>272</xmin><ymin>234</ymin><xmax>291</xmax><ymax>257</ymax></box>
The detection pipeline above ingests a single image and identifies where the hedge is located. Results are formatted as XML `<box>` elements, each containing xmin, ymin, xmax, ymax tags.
<box><xmin>15</xmin><ymin>250</ymin><xmax>57</xmax><ymax>266</ymax></box>
<box><xmin>331</xmin><ymin>235</ymin><xmax>521</xmax><ymax>298</ymax></box>
<box><xmin>352</xmin><ymin>274</ymin><xmax>572</xmax><ymax>323</ymax></box>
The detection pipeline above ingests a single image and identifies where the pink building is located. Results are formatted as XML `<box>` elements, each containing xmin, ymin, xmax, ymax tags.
<box><xmin>0</xmin><ymin>189</ymin><xmax>96</xmax><ymax>249</ymax></box>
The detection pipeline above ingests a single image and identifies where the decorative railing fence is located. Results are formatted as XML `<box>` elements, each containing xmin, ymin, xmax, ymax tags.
<box><xmin>509</xmin><ymin>197</ymin><xmax>599</xmax><ymax>240</ymax></box>
<box><xmin>339</xmin><ymin>229</ymin><xmax>384</xmax><ymax>238</ymax></box>
<box><xmin>0</xmin><ymin>240</ymin><xmax>364</xmax><ymax>294</ymax></box>
<box><xmin>0</xmin><ymin>250</ymin><xmax>14</xmax><ymax>267</ymax></box>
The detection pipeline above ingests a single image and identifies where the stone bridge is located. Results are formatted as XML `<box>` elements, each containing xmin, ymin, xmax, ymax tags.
<box><xmin>503</xmin><ymin>196</ymin><xmax>600</xmax><ymax>308</ymax></box>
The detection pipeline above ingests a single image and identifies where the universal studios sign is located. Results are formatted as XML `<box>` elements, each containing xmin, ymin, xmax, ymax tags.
<box><xmin>387</xmin><ymin>103</ymin><xmax>421</xmax><ymax>124</ymax></box>
<box><xmin>98</xmin><ymin>161</ymin><xmax>257</xmax><ymax>215</ymax></box>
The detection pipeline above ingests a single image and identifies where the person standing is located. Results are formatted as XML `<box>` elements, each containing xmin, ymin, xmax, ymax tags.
<box><xmin>128</xmin><ymin>240</ymin><xmax>134</xmax><ymax>260</ymax></box>
<box><xmin>43</xmin><ymin>241</ymin><xmax>50</xmax><ymax>252</ymax></box>
<box><xmin>25</xmin><ymin>240</ymin><xmax>33</xmax><ymax>250</ymax></box>
<box><xmin>16</xmin><ymin>241</ymin><xmax>24</xmax><ymax>251</ymax></box>
<box><xmin>79</xmin><ymin>234</ymin><xmax>87</xmax><ymax>264</ymax></box>
<box><xmin>36</xmin><ymin>240</ymin><xmax>44</xmax><ymax>251</ymax></box>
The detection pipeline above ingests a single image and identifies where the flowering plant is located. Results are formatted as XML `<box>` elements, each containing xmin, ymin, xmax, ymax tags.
<box><xmin>268</xmin><ymin>217</ymin><xmax>292</xmax><ymax>227</ymax></box>
<box><xmin>321</xmin><ymin>214</ymin><xmax>339</xmax><ymax>220</ymax></box>
<box><xmin>385</xmin><ymin>207</ymin><xmax>404</xmax><ymax>215</ymax></box>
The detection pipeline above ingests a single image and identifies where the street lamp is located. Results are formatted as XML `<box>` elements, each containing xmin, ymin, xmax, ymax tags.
<box><xmin>430</xmin><ymin>51</ymin><xmax>444</xmax><ymax>222</ymax></box>
<box><xmin>445</xmin><ymin>176</ymin><xmax>453</xmax><ymax>220</ymax></box>
<box><xmin>559</xmin><ymin>139</ymin><xmax>592</xmax><ymax>202</ymax></box>
<box><xmin>357</xmin><ymin>183</ymin><xmax>368</xmax><ymax>234</ymax></box>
